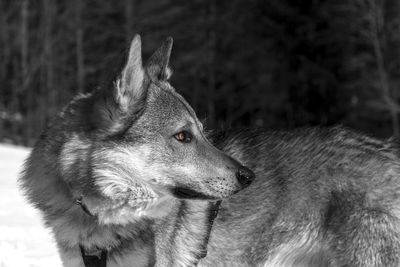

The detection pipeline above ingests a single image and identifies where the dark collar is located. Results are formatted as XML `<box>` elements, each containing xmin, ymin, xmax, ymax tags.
<box><xmin>76</xmin><ymin>197</ymin><xmax>108</xmax><ymax>266</ymax></box>
<box><xmin>80</xmin><ymin>245</ymin><xmax>107</xmax><ymax>267</ymax></box>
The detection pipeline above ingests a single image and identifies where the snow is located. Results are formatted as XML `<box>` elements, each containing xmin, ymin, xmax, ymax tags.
<box><xmin>0</xmin><ymin>144</ymin><xmax>62</xmax><ymax>267</ymax></box>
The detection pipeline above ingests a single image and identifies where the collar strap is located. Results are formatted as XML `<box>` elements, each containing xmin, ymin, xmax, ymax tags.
<box><xmin>75</xmin><ymin>196</ymin><xmax>95</xmax><ymax>217</ymax></box>
<box><xmin>198</xmin><ymin>200</ymin><xmax>222</xmax><ymax>260</ymax></box>
<box><xmin>208</xmin><ymin>200</ymin><xmax>221</xmax><ymax>225</ymax></box>
<box><xmin>80</xmin><ymin>245</ymin><xmax>107</xmax><ymax>267</ymax></box>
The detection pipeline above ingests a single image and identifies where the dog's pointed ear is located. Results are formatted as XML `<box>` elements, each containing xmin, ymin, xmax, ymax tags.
<box><xmin>115</xmin><ymin>34</ymin><xmax>146</xmax><ymax>112</ymax></box>
<box><xmin>146</xmin><ymin>36</ymin><xmax>173</xmax><ymax>81</ymax></box>
<box><xmin>91</xmin><ymin>35</ymin><xmax>147</xmax><ymax>134</ymax></box>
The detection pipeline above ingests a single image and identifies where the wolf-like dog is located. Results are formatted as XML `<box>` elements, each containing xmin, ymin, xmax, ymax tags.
<box><xmin>20</xmin><ymin>35</ymin><xmax>400</xmax><ymax>267</ymax></box>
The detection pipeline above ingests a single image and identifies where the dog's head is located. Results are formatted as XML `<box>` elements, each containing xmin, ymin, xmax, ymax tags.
<box><xmin>60</xmin><ymin>35</ymin><xmax>255</xmax><ymax>223</ymax></box>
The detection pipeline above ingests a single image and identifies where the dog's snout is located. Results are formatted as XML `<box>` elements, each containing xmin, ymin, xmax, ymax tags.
<box><xmin>236</xmin><ymin>166</ymin><xmax>255</xmax><ymax>188</ymax></box>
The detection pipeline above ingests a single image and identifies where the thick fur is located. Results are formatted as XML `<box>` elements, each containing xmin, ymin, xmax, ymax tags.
<box><xmin>20</xmin><ymin>35</ymin><xmax>400</xmax><ymax>267</ymax></box>
<box><xmin>20</xmin><ymin>35</ymin><xmax>248</xmax><ymax>267</ymax></box>
<box><xmin>202</xmin><ymin>128</ymin><xmax>400</xmax><ymax>266</ymax></box>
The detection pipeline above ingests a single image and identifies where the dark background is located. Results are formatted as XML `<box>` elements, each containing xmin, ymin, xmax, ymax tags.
<box><xmin>1</xmin><ymin>0</ymin><xmax>400</xmax><ymax>146</ymax></box>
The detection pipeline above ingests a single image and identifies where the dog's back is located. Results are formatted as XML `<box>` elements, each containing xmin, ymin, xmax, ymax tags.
<box><xmin>202</xmin><ymin>127</ymin><xmax>400</xmax><ymax>266</ymax></box>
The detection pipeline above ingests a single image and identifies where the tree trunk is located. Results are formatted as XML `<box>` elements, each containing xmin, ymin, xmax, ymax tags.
<box><xmin>125</xmin><ymin>0</ymin><xmax>136</xmax><ymax>45</ymax></box>
<box><xmin>207</xmin><ymin>0</ymin><xmax>216</xmax><ymax>128</ymax></box>
<box><xmin>41</xmin><ymin>0</ymin><xmax>55</xmax><ymax>130</ymax></box>
<box><xmin>383</xmin><ymin>0</ymin><xmax>400</xmax><ymax>137</ymax></box>
<box><xmin>21</xmin><ymin>0</ymin><xmax>29</xmax><ymax>143</ymax></box>
<box><xmin>0</xmin><ymin>0</ymin><xmax>7</xmax><ymax>84</ymax></box>
<box><xmin>371</xmin><ymin>0</ymin><xmax>399</xmax><ymax>138</ymax></box>
<box><xmin>75</xmin><ymin>0</ymin><xmax>85</xmax><ymax>93</ymax></box>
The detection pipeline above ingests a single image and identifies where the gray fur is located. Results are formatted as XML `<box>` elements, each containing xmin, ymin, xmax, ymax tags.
<box><xmin>19</xmin><ymin>35</ymin><xmax>400</xmax><ymax>267</ymax></box>
<box><xmin>202</xmin><ymin>128</ymin><xmax>400</xmax><ymax>266</ymax></box>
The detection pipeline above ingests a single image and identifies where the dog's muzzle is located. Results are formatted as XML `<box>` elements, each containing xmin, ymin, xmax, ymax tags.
<box><xmin>173</xmin><ymin>187</ymin><xmax>215</xmax><ymax>199</ymax></box>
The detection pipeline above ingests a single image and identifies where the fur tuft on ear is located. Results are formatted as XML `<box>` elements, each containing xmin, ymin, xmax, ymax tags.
<box><xmin>115</xmin><ymin>34</ymin><xmax>146</xmax><ymax>112</ymax></box>
<box><xmin>90</xmin><ymin>34</ymin><xmax>147</xmax><ymax>134</ymax></box>
<box><xmin>146</xmin><ymin>36</ymin><xmax>173</xmax><ymax>81</ymax></box>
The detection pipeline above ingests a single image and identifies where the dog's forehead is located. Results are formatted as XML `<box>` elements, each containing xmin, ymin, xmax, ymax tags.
<box><xmin>144</xmin><ymin>83</ymin><xmax>200</xmax><ymax>127</ymax></box>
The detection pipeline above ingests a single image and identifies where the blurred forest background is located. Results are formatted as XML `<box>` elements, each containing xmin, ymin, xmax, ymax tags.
<box><xmin>1</xmin><ymin>0</ymin><xmax>400</xmax><ymax>146</ymax></box>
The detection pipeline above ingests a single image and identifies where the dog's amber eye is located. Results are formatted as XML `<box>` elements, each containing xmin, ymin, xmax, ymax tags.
<box><xmin>174</xmin><ymin>131</ymin><xmax>192</xmax><ymax>143</ymax></box>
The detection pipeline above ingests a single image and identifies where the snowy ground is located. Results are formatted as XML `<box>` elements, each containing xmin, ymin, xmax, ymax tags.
<box><xmin>0</xmin><ymin>144</ymin><xmax>62</xmax><ymax>267</ymax></box>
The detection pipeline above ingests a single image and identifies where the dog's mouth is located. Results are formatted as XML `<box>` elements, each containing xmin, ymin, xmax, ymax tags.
<box><xmin>172</xmin><ymin>187</ymin><xmax>216</xmax><ymax>200</ymax></box>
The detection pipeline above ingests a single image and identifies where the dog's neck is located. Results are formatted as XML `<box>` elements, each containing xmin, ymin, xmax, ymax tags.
<box><xmin>153</xmin><ymin>199</ymin><xmax>221</xmax><ymax>267</ymax></box>
<box><xmin>53</xmin><ymin>195</ymin><xmax>220</xmax><ymax>266</ymax></box>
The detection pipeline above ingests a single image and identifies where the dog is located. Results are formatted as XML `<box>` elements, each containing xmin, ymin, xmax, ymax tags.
<box><xmin>20</xmin><ymin>35</ymin><xmax>400</xmax><ymax>267</ymax></box>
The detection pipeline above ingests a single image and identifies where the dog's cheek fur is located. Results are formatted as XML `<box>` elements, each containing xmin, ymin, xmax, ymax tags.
<box><xmin>91</xmin><ymin>147</ymin><xmax>152</xmax><ymax>197</ymax></box>
<box><xmin>88</xmin><ymin>146</ymin><xmax>179</xmax><ymax>224</ymax></box>
<box><xmin>86</xmin><ymin>195</ymin><xmax>175</xmax><ymax>225</ymax></box>
<box><xmin>59</xmin><ymin>134</ymin><xmax>91</xmax><ymax>179</ymax></box>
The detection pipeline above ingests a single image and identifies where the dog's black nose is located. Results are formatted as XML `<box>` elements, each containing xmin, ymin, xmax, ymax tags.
<box><xmin>236</xmin><ymin>166</ymin><xmax>255</xmax><ymax>188</ymax></box>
